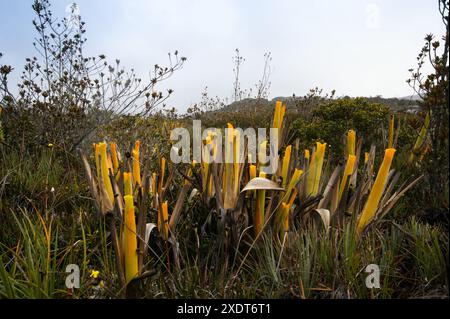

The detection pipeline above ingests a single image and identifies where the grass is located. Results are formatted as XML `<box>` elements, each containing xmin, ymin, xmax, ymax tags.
<box><xmin>0</xmin><ymin>202</ymin><xmax>447</xmax><ymax>298</ymax></box>
<box><xmin>0</xmin><ymin>102</ymin><xmax>448</xmax><ymax>299</ymax></box>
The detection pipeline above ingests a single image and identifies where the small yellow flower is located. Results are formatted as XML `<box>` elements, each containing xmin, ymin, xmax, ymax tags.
<box><xmin>48</xmin><ymin>143</ymin><xmax>54</xmax><ymax>148</ymax></box>
<box><xmin>90</xmin><ymin>269</ymin><xmax>100</xmax><ymax>279</ymax></box>
<box><xmin>99</xmin><ymin>280</ymin><xmax>105</xmax><ymax>288</ymax></box>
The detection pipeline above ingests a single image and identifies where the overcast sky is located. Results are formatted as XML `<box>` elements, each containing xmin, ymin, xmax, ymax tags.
<box><xmin>0</xmin><ymin>0</ymin><xmax>445</xmax><ymax>112</ymax></box>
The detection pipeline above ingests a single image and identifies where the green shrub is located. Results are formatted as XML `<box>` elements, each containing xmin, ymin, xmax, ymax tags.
<box><xmin>293</xmin><ymin>98</ymin><xmax>389</xmax><ymax>157</ymax></box>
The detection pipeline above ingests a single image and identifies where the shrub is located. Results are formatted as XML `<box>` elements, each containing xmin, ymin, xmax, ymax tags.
<box><xmin>293</xmin><ymin>98</ymin><xmax>389</xmax><ymax>157</ymax></box>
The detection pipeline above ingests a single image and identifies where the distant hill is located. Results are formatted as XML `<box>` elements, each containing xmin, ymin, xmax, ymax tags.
<box><xmin>363</xmin><ymin>96</ymin><xmax>421</xmax><ymax>112</ymax></box>
<box><xmin>218</xmin><ymin>95</ymin><xmax>421</xmax><ymax>114</ymax></box>
<box><xmin>399</xmin><ymin>94</ymin><xmax>422</xmax><ymax>101</ymax></box>
<box><xmin>191</xmin><ymin>94</ymin><xmax>422</xmax><ymax>129</ymax></box>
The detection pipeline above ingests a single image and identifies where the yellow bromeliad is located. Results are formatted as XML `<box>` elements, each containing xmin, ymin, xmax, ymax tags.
<box><xmin>202</xmin><ymin>134</ymin><xmax>212</xmax><ymax>191</ymax></box>
<box><xmin>304</xmin><ymin>149</ymin><xmax>310</xmax><ymax>161</ymax></box>
<box><xmin>283</xmin><ymin>168</ymin><xmax>303</xmax><ymax>202</ymax></box>
<box><xmin>356</xmin><ymin>148</ymin><xmax>396</xmax><ymax>237</ymax></box>
<box><xmin>110</xmin><ymin>142</ymin><xmax>120</xmax><ymax>181</ymax></box>
<box><xmin>249</xmin><ymin>164</ymin><xmax>257</xmax><ymax>199</ymax></box>
<box><xmin>254</xmin><ymin>171</ymin><xmax>267</xmax><ymax>236</ymax></box>
<box><xmin>272</xmin><ymin>100</ymin><xmax>286</xmax><ymax>132</ymax></box>
<box><xmin>277</xmin><ymin>168</ymin><xmax>302</xmax><ymax>236</ymax></box>
<box><xmin>249</xmin><ymin>164</ymin><xmax>257</xmax><ymax>180</ymax></box>
<box><xmin>160</xmin><ymin>201</ymin><xmax>169</xmax><ymax>240</ymax></box>
<box><xmin>223</xmin><ymin>123</ymin><xmax>235</xmax><ymax>209</ymax></box>
<box><xmin>132</xmin><ymin>140</ymin><xmax>141</xmax><ymax>187</ymax></box>
<box><xmin>279</xmin><ymin>188</ymin><xmax>297</xmax><ymax>238</ymax></box>
<box><xmin>123</xmin><ymin>195</ymin><xmax>138</xmax><ymax>283</ymax></box>
<box><xmin>123</xmin><ymin>172</ymin><xmax>133</xmax><ymax>196</ymax></box>
<box><xmin>281</xmin><ymin>145</ymin><xmax>292</xmax><ymax>188</ymax></box>
<box><xmin>306</xmin><ymin>142</ymin><xmax>327</xmax><ymax>197</ymax></box>
<box><xmin>98</xmin><ymin>142</ymin><xmax>114</xmax><ymax>205</ymax></box>
<box><xmin>347</xmin><ymin>130</ymin><xmax>356</xmax><ymax>156</ymax></box>
<box><xmin>223</xmin><ymin>123</ymin><xmax>242</xmax><ymax>209</ymax></box>
<box><xmin>364</xmin><ymin>152</ymin><xmax>369</xmax><ymax>164</ymax></box>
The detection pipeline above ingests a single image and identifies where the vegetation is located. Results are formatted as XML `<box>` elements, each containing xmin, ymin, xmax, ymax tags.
<box><xmin>0</xmin><ymin>0</ymin><xmax>448</xmax><ymax>299</ymax></box>
<box><xmin>292</xmin><ymin>98</ymin><xmax>390</xmax><ymax>155</ymax></box>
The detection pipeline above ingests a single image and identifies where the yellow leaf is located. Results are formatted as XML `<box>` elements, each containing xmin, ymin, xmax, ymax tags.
<box><xmin>98</xmin><ymin>142</ymin><xmax>114</xmax><ymax>205</ymax></box>
<box><xmin>356</xmin><ymin>148</ymin><xmax>396</xmax><ymax>237</ymax></box>
<box><xmin>347</xmin><ymin>130</ymin><xmax>356</xmax><ymax>156</ymax></box>
<box><xmin>124</xmin><ymin>195</ymin><xmax>138</xmax><ymax>283</ymax></box>
<box><xmin>281</xmin><ymin>145</ymin><xmax>292</xmax><ymax>188</ymax></box>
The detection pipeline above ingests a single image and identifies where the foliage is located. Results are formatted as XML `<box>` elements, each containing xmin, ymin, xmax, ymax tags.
<box><xmin>0</xmin><ymin>208</ymin><xmax>447</xmax><ymax>298</ymax></box>
<box><xmin>293</xmin><ymin>98</ymin><xmax>389</xmax><ymax>156</ymax></box>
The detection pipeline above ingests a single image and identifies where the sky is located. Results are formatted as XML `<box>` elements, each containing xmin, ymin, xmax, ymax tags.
<box><xmin>0</xmin><ymin>0</ymin><xmax>445</xmax><ymax>113</ymax></box>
